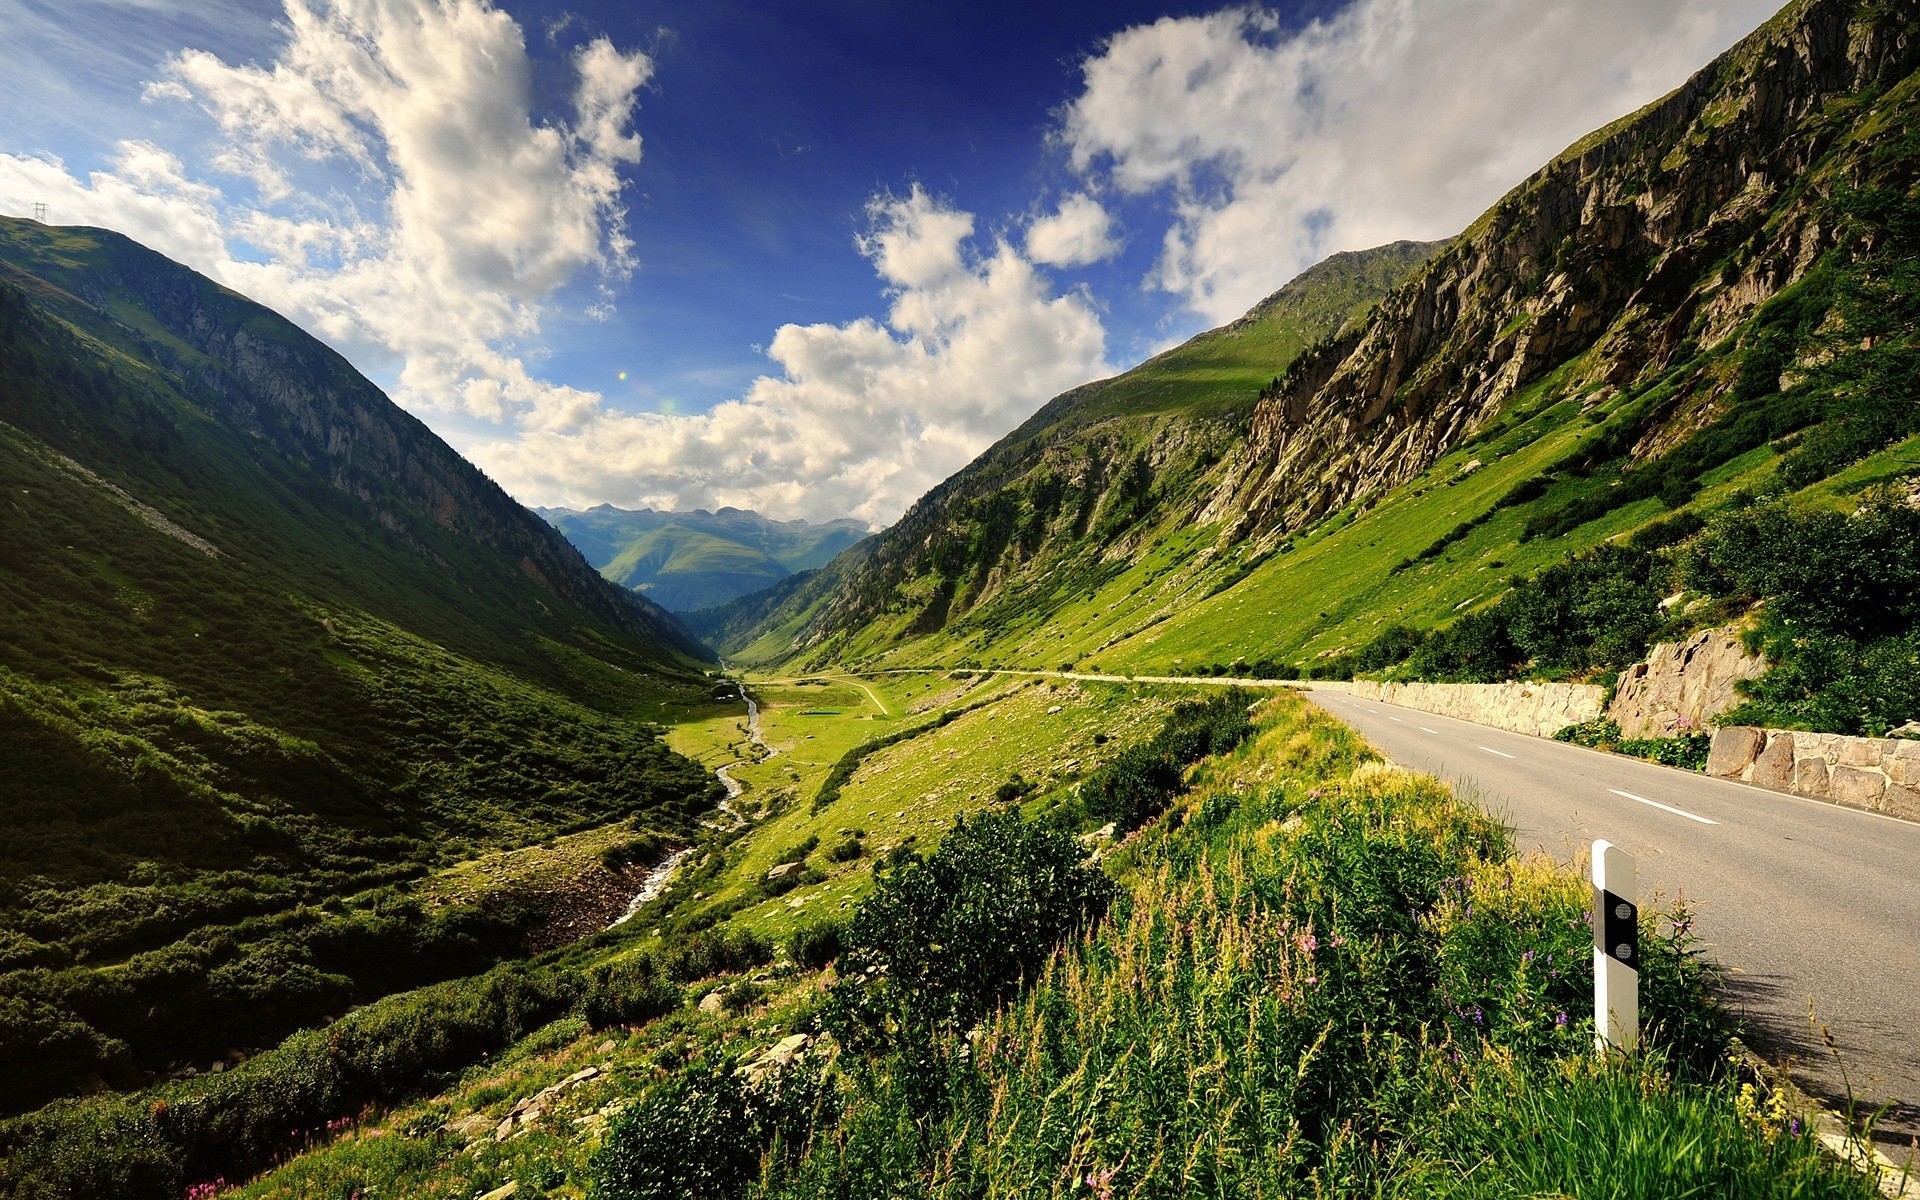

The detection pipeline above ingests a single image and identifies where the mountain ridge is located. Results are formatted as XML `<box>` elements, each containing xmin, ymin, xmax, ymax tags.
<box><xmin>539</xmin><ymin>503</ymin><xmax>871</xmax><ymax>612</ymax></box>
<box><xmin>712</xmin><ymin>0</ymin><xmax>1919</xmax><ymax>685</ymax></box>
<box><xmin>0</xmin><ymin>216</ymin><xmax>719</xmax><ymax>1113</ymax></box>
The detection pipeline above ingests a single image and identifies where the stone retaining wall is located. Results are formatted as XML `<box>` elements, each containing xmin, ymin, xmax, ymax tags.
<box><xmin>1318</xmin><ymin>679</ymin><xmax>1605</xmax><ymax>738</ymax></box>
<box><xmin>1707</xmin><ymin>726</ymin><xmax>1920</xmax><ymax>819</ymax></box>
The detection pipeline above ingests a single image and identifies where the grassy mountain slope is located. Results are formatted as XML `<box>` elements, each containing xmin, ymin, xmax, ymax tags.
<box><xmin>541</xmin><ymin>505</ymin><xmax>870</xmax><ymax>612</ymax></box>
<box><xmin>704</xmin><ymin>239</ymin><xmax>1440</xmax><ymax>665</ymax></box>
<box><xmin>0</xmin><ymin>218</ymin><xmax>718</xmax><ymax>1113</ymax></box>
<box><xmin>720</xmin><ymin>0</ymin><xmax>1920</xmax><ymax>728</ymax></box>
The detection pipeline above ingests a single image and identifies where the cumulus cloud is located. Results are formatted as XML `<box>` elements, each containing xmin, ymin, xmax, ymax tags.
<box><xmin>1025</xmin><ymin>192</ymin><xmax>1120</xmax><ymax>268</ymax></box>
<box><xmin>0</xmin><ymin>0</ymin><xmax>648</xmax><ymax>428</ymax></box>
<box><xmin>466</xmin><ymin>186</ymin><xmax>1113</xmax><ymax>526</ymax></box>
<box><xmin>1063</xmin><ymin>0</ymin><xmax>1780</xmax><ymax>323</ymax></box>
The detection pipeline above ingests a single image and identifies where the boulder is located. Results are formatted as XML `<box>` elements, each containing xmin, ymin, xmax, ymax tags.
<box><xmin>1793</xmin><ymin>756</ymin><xmax>1831</xmax><ymax>797</ymax></box>
<box><xmin>699</xmin><ymin>990</ymin><xmax>725</xmax><ymax>1014</ymax></box>
<box><xmin>1609</xmin><ymin>625</ymin><xmax>1767</xmax><ymax>739</ymax></box>
<box><xmin>1829</xmin><ymin>767</ymin><xmax>1887</xmax><ymax>806</ymax></box>
<box><xmin>1750</xmin><ymin>733</ymin><xmax>1797</xmax><ymax>790</ymax></box>
<box><xmin>766</xmin><ymin>862</ymin><xmax>801</xmax><ymax>881</ymax></box>
<box><xmin>1707</xmin><ymin>727</ymin><xmax>1765</xmax><ymax>778</ymax></box>
<box><xmin>1884</xmin><ymin>783</ymin><xmax>1920</xmax><ymax>818</ymax></box>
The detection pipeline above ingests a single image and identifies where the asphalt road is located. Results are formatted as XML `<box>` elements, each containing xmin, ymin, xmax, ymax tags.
<box><xmin>1303</xmin><ymin>687</ymin><xmax>1920</xmax><ymax>1148</ymax></box>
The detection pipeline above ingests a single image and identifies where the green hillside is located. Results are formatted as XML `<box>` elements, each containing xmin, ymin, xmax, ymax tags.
<box><xmin>700</xmin><ymin>239</ymin><xmax>1440</xmax><ymax>665</ymax></box>
<box><xmin>541</xmin><ymin>505</ymin><xmax>870</xmax><ymax>611</ymax></box>
<box><xmin>717</xmin><ymin>0</ymin><xmax>1920</xmax><ymax>737</ymax></box>
<box><xmin>0</xmin><ymin>218</ymin><xmax>719</xmax><ymax>1115</ymax></box>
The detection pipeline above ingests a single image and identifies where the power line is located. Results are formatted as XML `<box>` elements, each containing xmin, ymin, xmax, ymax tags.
<box><xmin>30</xmin><ymin>202</ymin><xmax>48</xmax><ymax>223</ymax></box>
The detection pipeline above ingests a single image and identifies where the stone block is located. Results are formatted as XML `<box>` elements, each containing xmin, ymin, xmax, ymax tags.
<box><xmin>1750</xmin><ymin>733</ymin><xmax>1797</xmax><ymax>790</ymax></box>
<box><xmin>1829</xmin><ymin>766</ymin><xmax>1887</xmax><ymax>806</ymax></box>
<box><xmin>1793</xmin><ymin>755</ymin><xmax>1830</xmax><ymax>797</ymax></box>
<box><xmin>1883</xmin><ymin>782</ymin><xmax>1920</xmax><ymax>819</ymax></box>
<box><xmin>1838</xmin><ymin>738</ymin><xmax>1891</xmax><ymax>769</ymax></box>
<box><xmin>1707</xmin><ymin>727</ymin><xmax>1765</xmax><ymax>778</ymax></box>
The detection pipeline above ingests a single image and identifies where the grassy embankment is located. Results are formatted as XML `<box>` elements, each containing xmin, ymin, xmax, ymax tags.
<box><xmin>0</xmin><ymin>673</ymin><xmax>1182</xmax><ymax>1197</ymax></box>
<box><xmin>63</xmin><ymin>690</ymin><xmax>1885</xmax><ymax>1200</ymax></box>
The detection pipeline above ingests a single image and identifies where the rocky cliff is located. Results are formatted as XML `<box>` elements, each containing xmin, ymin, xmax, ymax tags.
<box><xmin>1206</xmin><ymin>0</ymin><xmax>1917</xmax><ymax>540</ymax></box>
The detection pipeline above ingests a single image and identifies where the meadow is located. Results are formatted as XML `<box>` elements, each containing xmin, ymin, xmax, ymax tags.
<box><xmin>10</xmin><ymin>688</ymin><xmax>1886</xmax><ymax>1200</ymax></box>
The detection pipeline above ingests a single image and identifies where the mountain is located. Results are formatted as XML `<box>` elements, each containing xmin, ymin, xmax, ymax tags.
<box><xmin>0</xmin><ymin>217</ymin><xmax>718</xmax><ymax>1112</ymax></box>
<box><xmin>539</xmin><ymin>504</ymin><xmax>871</xmax><ymax>611</ymax></box>
<box><xmin>701</xmin><ymin>239</ymin><xmax>1442</xmax><ymax>663</ymax></box>
<box><xmin>712</xmin><ymin>0</ymin><xmax>1920</xmax><ymax>706</ymax></box>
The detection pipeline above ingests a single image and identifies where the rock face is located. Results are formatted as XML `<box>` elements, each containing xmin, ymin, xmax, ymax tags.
<box><xmin>1707</xmin><ymin>727</ymin><xmax>1920</xmax><ymax>818</ymax></box>
<box><xmin>1207</xmin><ymin>0</ymin><xmax>1920</xmax><ymax>539</ymax></box>
<box><xmin>1609</xmin><ymin>626</ymin><xmax>1768</xmax><ymax>739</ymax></box>
<box><xmin>1323</xmin><ymin>679</ymin><xmax>1605</xmax><ymax>738</ymax></box>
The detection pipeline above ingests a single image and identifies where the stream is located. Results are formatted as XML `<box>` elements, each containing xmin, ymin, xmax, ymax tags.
<box><xmin>607</xmin><ymin>687</ymin><xmax>770</xmax><ymax>929</ymax></box>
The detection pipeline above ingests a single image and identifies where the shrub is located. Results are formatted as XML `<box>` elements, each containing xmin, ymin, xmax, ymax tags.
<box><xmin>787</xmin><ymin>920</ymin><xmax>846</xmax><ymax>971</ymax></box>
<box><xmin>659</xmin><ymin>928</ymin><xmax>774</xmax><ymax>984</ymax></box>
<box><xmin>824</xmin><ymin>810</ymin><xmax>1112</xmax><ymax>1057</ymax></box>
<box><xmin>581</xmin><ymin>957</ymin><xmax>680</xmax><ymax>1030</ymax></box>
<box><xmin>588</xmin><ymin>1058</ymin><xmax>759</xmax><ymax>1200</ymax></box>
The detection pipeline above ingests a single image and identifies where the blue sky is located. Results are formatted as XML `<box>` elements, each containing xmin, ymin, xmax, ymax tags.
<box><xmin>0</xmin><ymin>0</ymin><xmax>1779</xmax><ymax>524</ymax></box>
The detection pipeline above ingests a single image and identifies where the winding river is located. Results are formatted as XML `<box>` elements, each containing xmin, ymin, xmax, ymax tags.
<box><xmin>607</xmin><ymin>687</ymin><xmax>769</xmax><ymax>929</ymax></box>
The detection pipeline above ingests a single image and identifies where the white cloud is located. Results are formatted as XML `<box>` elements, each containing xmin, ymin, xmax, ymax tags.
<box><xmin>0</xmin><ymin>0</ymin><xmax>649</xmax><ymax>429</ymax></box>
<box><xmin>466</xmin><ymin>186</ymin><xmax>1113</xmax><ymax>527</ymax></box>
<box><xmin>1025</xmin><ymin>192</ymin><xmax>1120</xmax><ymax>268</ymax></box>
<box><xmin>1063</xmin><ymin>0</ymin><xmax>1781</xmax><ymax>323</ymax></box>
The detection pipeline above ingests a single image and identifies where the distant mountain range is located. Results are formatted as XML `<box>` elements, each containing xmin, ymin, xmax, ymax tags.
<box><xmin>539</xmin><ymin>504</ymin><xmax>870</xmax><ymax>612</ymax></box>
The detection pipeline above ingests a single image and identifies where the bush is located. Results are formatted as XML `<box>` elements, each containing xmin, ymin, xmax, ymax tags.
<box><xmin>1075</xmin><ymin>691</ymin><xmax>1258</xmax><ymax>832</ymax></box>
<box><xmin>659</xmin><ymin>928</ymin><xmax>774</xmax><ymax>984</ymax></box>
<box><xmin>1686</xmin><ymin>493</ymin><xmax>1920</xmax><ymax>735</ymax></box>
<box><xmin>824</xmin><ymin>810</ymin><xmax>1112</xmax><ymax>1057</ymax></box>
<box><xmin>787</xmin><ymin>920</ymin><xmax>846</xmax><ymax>971</ymax></box>
<box><xmin>590</xmin><ymin>1053</ymin><xmax>833</xmax><ymax>1200</ymax></box>
<box><xmin>581</xmin><ymin>957</ymin><xmax>680</xmax><ymax>1030</ymax></box>
<box><xmin>1553</xmin><ymin>720</ymin><xmax>1712</xmax><ymax>771</ymax></box>
<box><xmin>588</xmin><ymin>1058</ymin><xmax>759</xmax><ymax>1200</ymax></box>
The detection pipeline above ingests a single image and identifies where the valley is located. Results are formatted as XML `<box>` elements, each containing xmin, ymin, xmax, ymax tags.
<box><xmin>3</xmin><ymin>0</ymin><xmax>1918</xmax><ymax>1196</ymax></box>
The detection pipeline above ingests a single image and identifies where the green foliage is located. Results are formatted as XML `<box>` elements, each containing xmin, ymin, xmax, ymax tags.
<box><xmin>762</xmin><ymin>696</ymin><xmax>1776</xmax><ymax>1199</ymax></box>
<box><xmin>588</xmin><ymin>1058</ymin><xmax>759</xmax><ymax>1200</ymax></box>
<box><xmin>786</xmin><ymin>920</ymin><xmax>846</xmax><ymax>971</ymax></box>
<box><xmin>658</xmin><ymin>928</ymin><xmax>774</xmax><ymax>984</ymax></box>
<box><xmin>823</xmin><ymin>810</ymin><xmax>1112</xmax><ymax>1064</ymax></box>
<box><xmin>582</xmin><ymin>957</ymin><xmax>680</xmax><ymax>1031</ymax></box>
<box><xmin>1072</xmin><ymin>690</ymin><xmax>1258</xmax><ymax>831</ymax></box>
<box><xmin>589</xmin><ymin>1054</ymin><xmax>832</xmax><ymax>1200</ymax></box>
<box><xmin>1686</xmin><ymin>493</ymin><xmax>1920</xmax><ymax>734</ymax></box>
<box><xmin>1393</xmin><ymin>1060</ymin><xmax>1875</xmax><ymax>1200</ymax></box>
<box><xmin>1554</xmin><ymin>719</ymin><xmax>1713</xmax><ymax>771</ymax></box>
<box><xmin>0</xmin><ymin>961</ymin><xmax>577</xmax><ymax>1200</ymax></box>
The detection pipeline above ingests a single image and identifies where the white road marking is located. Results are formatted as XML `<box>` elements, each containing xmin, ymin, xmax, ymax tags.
<box><xmin>1388</xmin><ymin>716</ymin><xmax>1403</xmax><ymax>723</ymax></box>
<box><xmin>1608</xmin><ymin>788</ymin><xmax>1719</xmax><ymax>825</ymax></box>
<box><xmin>1420</xmin><ymin>726</ymin><xmax>1440</xmax><ymax>734</ymax></box>
<box><xmin>1478</xmin><ymin>746</ymin><xmax>1517</xmax><ymax>759</ymax></box>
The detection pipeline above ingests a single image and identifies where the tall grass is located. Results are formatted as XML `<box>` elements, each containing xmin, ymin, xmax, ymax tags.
<box><xmin>749</xmin><ymin>696</ymin><xmax>1872</xmax><ymax>1200</ymax></box>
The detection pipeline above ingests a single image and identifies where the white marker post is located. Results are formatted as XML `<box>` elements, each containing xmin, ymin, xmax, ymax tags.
<box><xmin>1592</xmin><ymin>839</ymin><xmax>1639</xmax><ymax>1056</ymax></box>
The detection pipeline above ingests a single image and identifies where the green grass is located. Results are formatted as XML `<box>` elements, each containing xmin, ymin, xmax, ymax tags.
<box><xmin>0</xmin><ymin>220</ymin><xmax>717</xmax><ymax>1116</ymax></box>
<box><xmin>42</xmin><ymin>689</ymin><xmax>1874</xmax><ymax>1200</ymax></box>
